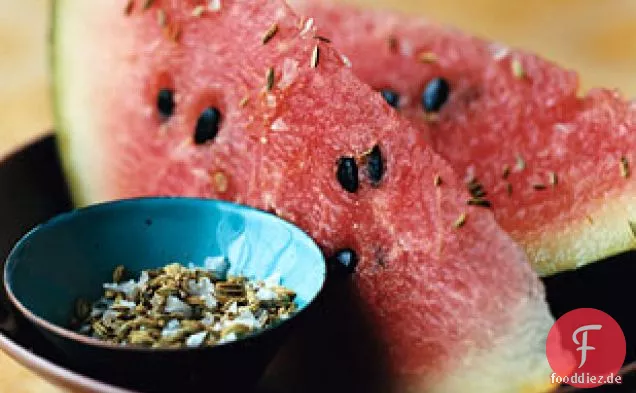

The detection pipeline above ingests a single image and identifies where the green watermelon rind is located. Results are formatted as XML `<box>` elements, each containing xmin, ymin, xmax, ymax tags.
<box><xmin>51</xmin><ymin>0</ymin><xmax>89</xmax><ymax>207</ymax></box>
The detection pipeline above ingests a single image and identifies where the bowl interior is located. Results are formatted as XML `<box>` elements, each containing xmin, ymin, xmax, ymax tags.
<box><xmin>4</xmin><ymin>197</ymin><xmax>326</xmax><ymax>333</ymax></box>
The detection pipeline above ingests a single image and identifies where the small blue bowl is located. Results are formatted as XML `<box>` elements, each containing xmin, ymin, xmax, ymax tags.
<box><xmin>3</xmin><ymin>197</ymin><xmax>326</xmax><ymax>392</ymax></box>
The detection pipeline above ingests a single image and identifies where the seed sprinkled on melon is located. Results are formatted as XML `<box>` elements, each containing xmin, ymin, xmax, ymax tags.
<box><xmin>166</xmin><ymin>24</ymin><xmax>181</xmax><ymax>42</ymax></box>
<box><xmin>213</xmin><ymin>172</ymin><xmax>228</xmax><ymax>193</ymax></box>
<box><xmin>434</xmin><ymin>174</ymin><xmax>442</xmax><ymax>186</ymax></box>
<box><xmin>502</xmin><ymin>165</ymin><xmax>511</xmax><ymax>179</ymax></box>
<box><xmin>533</xmin><ymin>183</ymin><xmax>547</xmax><ymax>191</ymax></box>
<box><xmin>453</xmin><ymin>213</ymin><xmax>467</xmax><ymax>228</ymax></box>
<box><xmin>387</xmin><ymin>35</ymin><xmax>398</xmax><ymax>52</ymax></box>
<box><xmin>514</xmin><ymin>154</ymin><xmax>526</xmax><ymax>172</ymax></box>
<box><xmin>310</xmin><ymin>45</ymin><xmax>320</xmax><ymax>68</ymax></box>
<box><xmin>511</xmin><ymin>58</ymin><xmax>525</xmax><ymax>79</ymax></box>
<box><xmin>620</xmin><ymin>156</ymin><xmax>630</xmax><ymax>178</ymax></box>
<box><xmin>142</xmin><ymin>0</ymin><xmax>154</xmax><ymax>11</ymax></box>
<box><xmin>418</xmin><ymin>51</ymin><xmax>438</xmax><ymax>63</ymax></box>
<box><xmin>266</xmin><ymin>67</ymin><xmax>275</xmax><ymax>91</ymax></box>
<box><xmin>313</xmin><ymin>35</ymin><xmax>331</xmax><ymax>43</ymax></box>
<box><xmin>467</xmin><ymin>198</ymin><xmax>491</xmax><ymax>208</ymax></box>
<box><xmin>192</xmin><ymin>5</ymin><xmax>205</xmax><ymax>17</ymax></box>
<box><xmin>157</xmin><ymin>9</ymin><xmax>166</xmax><ymax>27</ymax></box>
<box><xmin>262</xmin><ymin>23</ymin><xmax>279</xmax><ymax>44</ymax></box>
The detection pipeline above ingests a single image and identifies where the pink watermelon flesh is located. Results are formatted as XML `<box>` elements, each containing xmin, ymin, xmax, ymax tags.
<box><xmin>295</xmin><ymin>0</ymin><xmax>636</xmax><ymax>277</ymax></box>
<box><xmin>53</xmin><ymin>0</ymin><xmax>563</xmax><ymax>391</ymax></box>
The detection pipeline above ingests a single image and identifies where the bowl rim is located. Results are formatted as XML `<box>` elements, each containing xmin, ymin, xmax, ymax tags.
<box><xmin>3</xmin><ymin>196</ymin><xmax>327</xmax><ymax>353</ymax></box>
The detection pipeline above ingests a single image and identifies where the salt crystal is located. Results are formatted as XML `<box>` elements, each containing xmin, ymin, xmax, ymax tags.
<box><xmin>161</xmin><ymin>319</ymin><xmax>181</xmax><ymax>337</ymax></box>
<box><xmin>208</xmin><ymin>0</ymin><xmax>221</xmax><ymax>12</ymax></box>
<box><xmin>278</xmin><ymin>58</ymin><xmax>299</xmax><ymax>89</ymax></box>
<box><xmin>266</xmin><ymin>94</ymin><xmax>277</xmax><ymax>108</ymax></box>
<box><xmin>103</xmin><ymin>279</ymin><xmax>138</xmax><ymax>300</ymax></box>
<box><xmin>219</xmin><ymin>332</ymin><xmax>238</xmax><ymax>344</ymax></box>
<box><xmin>256</xmin><ymin>310</ymin><xmax>268</xmax><ymax>328</ymax></box>
<box><xmin>101</xmin><ymin>310</ymin><xmax>120</xmax><ymax>325</ymax></box>
<box><xmin>227</xmin><ymin>302</ymin><xmax>238</xmax><ymax>314</ymax></box>
<box><xmin>230</xmin><ymin>310</ymin><xmax>258</xmax><ymax>330</ymax></box>
<box><xmin>275</xmin><ymin>5</ymin><xmax>287</xmax><ymax>20</ymax></box>
<box><xmin>186</xmin><ymin>331</ymin><xmax>208</xmax><ymax>348</ymax></box>
<box><xmin>399</xmin><ymin>39</ymin><xmax>414</xmax><ymax>57</ymax></box>
<box><xmin>464</xmin><ymin>165</ymin><xmax>476</xmax><ymax>183</ymax></box>
<box><xmin>190</xmin><ymin>168</ymin><xmax>209</xmax><ymax>181</ymax></box>
<box><xmin>201</xmin><ymin>313</ymin><xmax>216</xmax><ymax>327</ymax></box>
<box><xmin>115</xmin><ymin>300</ymin><xmax>137</xmax><ymax>309</ymax></box>
<box><xmin>299</xmin><ymin>18</ymin><xmax>314</xmax><ymax>36</ymax></box>
<box><xmin>164</xmin><ymin>295</ymin><xmax>193</xmax><ymax>317</ymax></box>
<box><xmin>201</xmin><ymin>293</ymin><xmax>218</xmax><ymax>309</ymax></box>
<box><xmin>270</xmin><ymin>118</ymin><xmax>289</xmax><ymax>132</ymax></box>
<box><xmin>553</xmin><ymin>123</ymin><xmax>575</xmax><ymax>134</ymax></box>
<box><xmin>264</xmin><ymin>272</ymin><xmax>281</xmax><ymax>288</ymax></box>
<box><xmin>150</xmin><ymin>293</ymin><xmax>164</xmax><ymax>309</ymax></box>
<box><xmin>256</xmin><ymin>287</ymin><xmax>277</xmax><ymax>301</ymax></box>
<box><xmin>142</xmin><ymin>107</ymin><xmax>153</xmax><ymax>119</ymax></box>
<box><xmin>490</xmin><ymin>43</ymin><xmax>510</xmax><ymax>61</ymax></box>
<box><xmin>166</xmin><ymin>319</ymin><xmax>180</xmax><ymax>330</ymax></box>
<box><xmin>203</xmin><ymin>256</ymin><xmax>229</xmax><ymax>279</ymax></box>
<box><xmin>186</xmin><ymin>277</ymin><xmax>214</xmax><ymax>296</ymax></box>
<box><xmin>138</xmin><ymin>271</ymin><xmax>149</xmax><ymax>287</ymax></box>
<box><xmin>341</xmin><ymin>54</ymin><xmax>352</xmax><ymax>68</ymax></box>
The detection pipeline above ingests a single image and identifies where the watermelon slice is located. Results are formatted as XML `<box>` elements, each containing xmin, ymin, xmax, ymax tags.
<box><xmin>295</xmin><ymin>0</ymin><xmax>636</xmax><ymax>277</ymax></box>
<box><xmin>52</xmin><ymin>0</ymin><xmax>564</xmax><ymax>391</ymax></box>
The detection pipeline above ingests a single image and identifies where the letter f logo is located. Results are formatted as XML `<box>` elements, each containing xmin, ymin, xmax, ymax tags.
<box><xmin>572</xmin><ymin>324</ymin><xmax>602</xmax><ymax>368</ymax></box>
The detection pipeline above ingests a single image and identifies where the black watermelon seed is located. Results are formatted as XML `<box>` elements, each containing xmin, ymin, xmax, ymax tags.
<box><xmin>328</xmin><ymin>248</ymin><xmax>358</xmax><ymax>275</ymax></box>
<box><xmin>380</xmin><ymin>89</ymin><xmax>400</xmax><ymax>108</ymax></box>
<box><xmin>337</xmin><ymin>157</ymin><xmax>359</xmax><ymax>193</ymax></box>
<box><xmin>157</xmin><ymin>88</ymin><xmax>175</xmax><ymax>119</ymax></box>
<box><xmin>422</xmin><ymin>77</ymin><xmax>450</xmax><ymax>112</ymax></box>
<box><xmin>367</xmin><ymin>145</ymin><xmax>384</xmax><ymax>186</ymax></box>
<box><xmin>194</xmin><ymin>107</ymin><xmax>222</xmax><ymax>145</ymax></box>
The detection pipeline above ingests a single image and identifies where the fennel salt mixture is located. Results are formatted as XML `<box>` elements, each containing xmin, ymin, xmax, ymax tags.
<box><xmin>72</xmin><ymin>259</ymin><xmax>297</xmax><ymax>348</ymax></box>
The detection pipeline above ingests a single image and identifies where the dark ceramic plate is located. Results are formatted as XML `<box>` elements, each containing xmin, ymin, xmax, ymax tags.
<box><xmin>1</xmin><ymin>134</ymin><xmax>635</xmax><ymax>392</ymax></box>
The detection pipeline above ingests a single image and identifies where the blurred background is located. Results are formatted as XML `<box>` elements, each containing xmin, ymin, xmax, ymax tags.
<box><xmin>0</xmin><ymin>0</ymin><xmax>635</xmax><ymax>391</ymax></box>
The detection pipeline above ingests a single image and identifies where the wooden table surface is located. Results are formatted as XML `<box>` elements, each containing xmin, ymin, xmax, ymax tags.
<box><xmin>1</xmin><ymin>0</ymin><xmax>636</xmax><ymax>391</ymax></box>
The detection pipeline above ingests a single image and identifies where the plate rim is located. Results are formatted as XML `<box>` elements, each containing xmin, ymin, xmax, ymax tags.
<box><xmin>0</xmin><ymin>331</ymin><xmax>136</xmax><ymax>393</ymax></box>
